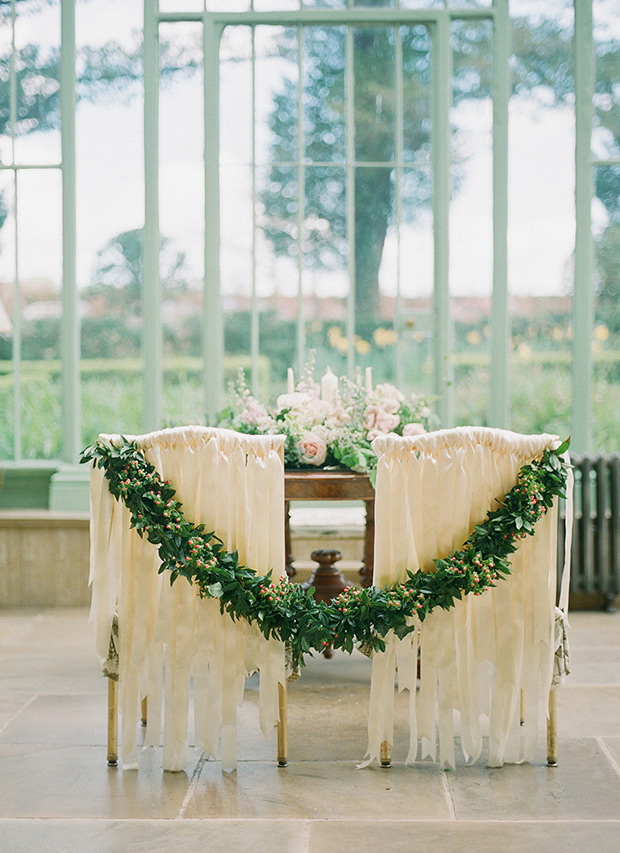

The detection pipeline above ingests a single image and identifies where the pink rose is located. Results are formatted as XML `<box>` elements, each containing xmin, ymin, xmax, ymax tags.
<box><xmin>298</xmin><ymin>432</ymin><xmax>327</xmax><ymax>466</ymax></box>
<box><xmin>402</xmin><ymin>422</ymin><xmax>426</xmax><ymax>437</ymax></box>
<box><xmin>364</xmin><ymin>404</ymin><xmax>400</xmax><ymax>436</ymax></box>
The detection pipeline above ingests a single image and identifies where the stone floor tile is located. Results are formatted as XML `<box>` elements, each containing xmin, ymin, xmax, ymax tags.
<box><xmin>185</xmin><ymin>760</ymin><xmax>451</xmax><ymax>821</ymax></box>
<box><xmin>446</xmin><ymin>738</ymin><xmax>620</xmax><ymax>821</ymax></box>
<box><xmin>556</xmin><ymin>686</ymin><xmax>620</xmax><ymax>737</ymax></box>
<box><xmin>0</xmin><ymin>745</ymin><xmax>198</xmax><ymax>819</ymax></box>
<box><xmin>0</xmin><ymin>819</ymin><xmax>309</xmax><ymax>853</ymax></box>
<box><xmin>600</xmin><ymin>737</ymin><xmax>620</xmax><ymax>773</ymax></box>
<box><xmin>14</xmin><ymin>607</ymin><xmax>95</xmax><ymax>648</ymax></box>
<box><xmin>309</xmin><ymin>819</ymin><xmax>620</xmax><ymax>853</ymax></box>
<box><xmin>0</xmin><ymin>694</ymin><xmax>111</xmax><ymax>746</ymax></box>
<box><xmin>569</xmin><ymin>645</ymin><xmax>620</xmax><ymax>684</ymax></box>
<box><xmin>0</xmin><ymin>693</ymin><xmax>36</xmax><ymax>734</ymax></box>
<box><xmin>0</xmin><ymin>645</ymin><xmax>104</xmax><ymax>695</ymax></box>
<box><xmin>0</xmin><ymin>608</ymin><xmax>44</xmax><ymax>643</ymax></box>
<box><xmin>565</xmin><ymin>612</ymin><xmax>620</xmax><ymax>646</ymax></box>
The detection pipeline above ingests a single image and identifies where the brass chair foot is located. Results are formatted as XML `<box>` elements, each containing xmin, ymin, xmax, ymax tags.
<box><xmin>277</xmin><ymin>682</ymin><xmax>288</xmax><ymax>768</ymax></box>
<box><xmin>546</xmin><ymin>688</ymin><xmax>558</xmax><ymax>767</ymax></box>
<box><xmin>380</xmin><ymin>740</ymin><xmax>392</xmax><ymax>767</ymax></box>
<box><xmin>107</xmin><ymin>677</ymin><xmax>118</xmax><ymax>767</ymax></box>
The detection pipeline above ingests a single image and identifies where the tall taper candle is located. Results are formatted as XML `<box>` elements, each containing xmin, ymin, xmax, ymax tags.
<box><xmin>287</xmin><ymin>367</ymin><xmax>295</xmax><ymax>394</ymax></box>
<box><xmin>321</xmin><ymin>367</ymin><xmax>338</xmax><ymax>405</ymax></box>
<box><xmin>365</xmin><ymin>366</ymin><xmax>373</xmax><ymax>394</ymax></box>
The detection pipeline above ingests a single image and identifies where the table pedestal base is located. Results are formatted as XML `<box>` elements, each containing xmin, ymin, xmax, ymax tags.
<box><xmin>301</xmin><ymin>549</ymin><xmax>348</xmax><ymax>659</ymax></box>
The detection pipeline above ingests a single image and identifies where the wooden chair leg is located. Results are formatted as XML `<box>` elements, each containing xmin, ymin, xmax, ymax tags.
<box><xmin>547</xmin><ymin>688</ymin><xmax>557</xmax><ymax>767</ymax></box>
<box><xmin>141</xmin><ymin>696</ymin><xmax>148</xmax><ymax>727</ymax></box>
<box><xmin>107</xmin><ymin>677</ymin><xmax>118</xmax><ymax>766</ymax></box>
<box><xmin>277</xmin><ymin>681</ymin><xmax>288</xmax><ymax>767</ymax></box>
<box><xmin>380</xmin><ymin>740</ymin><xmax>392</xmax><ymax>768</ymax></box>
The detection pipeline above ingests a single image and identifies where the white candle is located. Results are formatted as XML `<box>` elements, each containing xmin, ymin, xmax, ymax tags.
<box><xmin>365</xmin><ymin>366</ymin><xmax>373</xmax><ymax>395</ymax></box>
<box><xmin>321</xmin><ymin>367</ymin><xmax>338</xmax><ymax>405</ymax></box>
<box><xmin>287</xmin><ymin>367</ymin><xmax>295</xmax><ymax>394</ymax></box>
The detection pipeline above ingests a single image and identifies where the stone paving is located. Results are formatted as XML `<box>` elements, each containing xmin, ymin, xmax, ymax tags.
<box><xmin>1</xmin><ymin>608</ymin><xmax>619</xmax><ymax>852</ymax></box>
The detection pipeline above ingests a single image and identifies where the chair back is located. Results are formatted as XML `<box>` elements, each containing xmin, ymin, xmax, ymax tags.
<box><xmin>368</xmin><ymin>427</ymin><xmax>563</xmax><ymax>768</ymax></box>
<box><xmin>89</xmin><ymin>426</ymin><xmax>286</xmax><ymax>771</ymax></box>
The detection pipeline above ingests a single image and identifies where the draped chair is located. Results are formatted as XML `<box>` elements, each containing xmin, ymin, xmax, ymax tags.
<box><xmin>366</xmin><ymin>427</ymin><xmax>572</xmax><ymax>770</ymax></box>
<box><xmin>88</xmin><ymin>427</ymin><xmax>288</xmax><ymax>772</ymax></box>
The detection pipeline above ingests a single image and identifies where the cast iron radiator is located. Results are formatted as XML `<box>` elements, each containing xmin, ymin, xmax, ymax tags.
<box><xmin>557</xmin><ymin>454</ymin><xmax>620</xmax><ymax>611</ymax></box>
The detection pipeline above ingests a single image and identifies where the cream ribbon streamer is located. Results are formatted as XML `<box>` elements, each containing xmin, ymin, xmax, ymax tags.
<box><xmin>366</xmin><ymin>427</ymin><xmax>569</xmax><ymax>769</ymax></box>
<box><xmin>88</xmin><ymin>426</ymin><xmax>287</xmax><ymax>772</ymax></box>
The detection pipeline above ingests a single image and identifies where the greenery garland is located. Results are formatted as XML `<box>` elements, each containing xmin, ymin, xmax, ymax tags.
<box><xmin>81</xmin><ymin>437</ymin><xmax>570</xmax><ymax>667</ymax></box>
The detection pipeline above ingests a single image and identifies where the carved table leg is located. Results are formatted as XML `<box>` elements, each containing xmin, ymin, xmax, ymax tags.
<box><xmin>359</xmin><ymin>498</ymin><xmax>375</xmax><ymax>588</ymax></box>
<box><xmin>284</xmin><ymin>500</ymin><xmax>296</xmax><ymax>579</ymax></box>
<box><xmin>302</xmin><ymin>549</ymin><xmax>348</xmax><ymax>659</ymax></box>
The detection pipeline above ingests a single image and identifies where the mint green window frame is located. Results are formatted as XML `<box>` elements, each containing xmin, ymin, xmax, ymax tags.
<box><xmin>148</xmin><ymin>0</ymin><xmax>511</xmax><ymax>432</ymax></box>
<box><xmin>1</xmin><ymin>0</ymin><xmax>78</xmax><ymax>464</ymax></box>
<box><xmin>0</xmin><ymin>0</ymin><xmax>604</xmax><ymax>465</ymax></box>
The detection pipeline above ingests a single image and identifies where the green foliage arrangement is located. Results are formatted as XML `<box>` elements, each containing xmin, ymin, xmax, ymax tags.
<box><xmin>81</xmin><ymin>436</ymin><xmax>570</xmax><ymax>667</ymax></box>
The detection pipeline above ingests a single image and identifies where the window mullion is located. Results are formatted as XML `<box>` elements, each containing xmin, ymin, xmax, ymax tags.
<box><xmin>345</xmin><ymin>25</ymin><xmax>356</xmax><ymax>379</ymax></box>
<box><xmin>489</xmin><ymin>0</ymin><xmax>510</xmax><ymax>429</ymax></box>
<box><xmin>10</xmin><ymin>2</ymin><xmax>20</xmax><ymax>459</ymax></box>
<box><xmin>251</xmin><ymin>26</ymin><xmax>259</xmax><ymax>395</ymax></box>
<box><xmin>203</xmin><ymin>19</ymin><xmax>224</xmax><ymax>423</ymax></box>
<box><xmin>395</xmin><ymin>24</ymin><xmax>404</xmax><ymax>391</ymax></box>
<box><xmin>573</xmin><ymin>0</ymin><xmax>594</xmax><ymax>454</ymax></box>
<box><xmin>12</xmin><ymin>171</ymin><xmax>21</xmax><ymax>461</ymax></box>
<box><xmin>143</xmin><ymin>0</ymin><xmax>162</xmax><ymax>432</ymax></box>
<box><xmin>296</xmin><ymin>24</ymin><xmax>305</xmax><ymax>378</ymax></box>
<box><xmin>431</xmin><ymin>14</ymin><xmax>452</xmax><ymax>427</ymax></box>
<box><xmin>60</xmin><ymin>0</ymin><xmax>79</xmax><ymax>462</ymax></box>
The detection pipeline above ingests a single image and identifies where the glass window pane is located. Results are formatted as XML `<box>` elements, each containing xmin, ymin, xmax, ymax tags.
<box><xmin>220</xmin><ymin>26</ymin><xmax>252</xmax><ymax>166</ymax></box>
<box><xmin>207</xmin><ymin>0</ymin><xmax>249</xmax><ymax>10</ymax></box>
<box><xmin>253</xmin><ymin>0</ymin><xmax>300</xmax><ymax>10</ymax></box>
<box><xmin>353</xmin><ymin>1</ymin><xmax>395</xmax><ymax>8</ymax></box>
<box><xmin>256</xmin><ymin>26</ymin><xmax>298</xmax><ymax>166</ymax></box>
<box><xmin>0</xmin><ymin>171</ymin><xmax>15</xmax><ymax>459</ymax></box>
<box><xmin>447</xmin><ymin>0</ymin><xmax>492</xmax><ymax>8</ymax></box>
<box><xmin>450</xmin><ymin>19</ymin><xmax>493</xmax><ymax>426</ymax></box>
<box><xmin>160</xmin><ymin>1</ymin><xmax>204</xmax><ymax>11</ymax></box>
<box><xmin>594</xmin><ymin>165</ymin><xmax>620</xmax><ymax>452</ymax></box>
<box><xmin>509</xmin><ymin>0</ymin><xmax>573</xmax><ymax>438</ymax></box>
<box><xmin>13</xmin><ymin>0</ymin><xmax>61</xmax><ymax>166</ymax></box>
<box><xmin>392</xmin><ymin>167</ymin><xmax>433</xmax><ymax>396</ymax></box>
<box><xmin>304</xmin><ymin>27</ymin><xmax>346</xmax><ymax>164</ymax></box>
<box><xmin>401</xmin><ymin>24</ymin><xmax>432</xmax><ymax>167</ymax></box>
<box><xmin>77</xmin><ymin>0</ymin><xmax>144</xmax><ymax>447</ymax></box>
<box><xmin>221</xmin><ymin>163</ymin><xmax>256</xmax><ymax>389</ymax></box>
<box><xmin>304</xmin><ymin>165</ymin><xmax>349</xmax><ymax>380</ymax></box>
<box><xmin>303</xmin><ymin>0</ymin><xmax>346</xmax><ymax>8</ymax></box>
<box><xmin>400</xmin><ymin>1</ymin><xmax>443</xmax><ymax>8</ymax></box>
<box><xmin>354</xmin><ymin>27</ymin><xmax>396</xmax><ymax>164</ymax></box>
<box><xmin>592</xmin><ymin>0</ymin><xmax>620</xmax><ymax>160</ymax></box>
<box><xmin>159</xmin><ymin>22</ymin><xmax>205</xmax><ymax>425</ymax></box>
<box><xmin>0</xmin><ymin>7</ymin><xmax>13</xmax><ymax>165</ymax></box>
<box><xmin>17</xmin><ymin>169</ymin><xmax>62</xmax><ymax>459</ymax></box>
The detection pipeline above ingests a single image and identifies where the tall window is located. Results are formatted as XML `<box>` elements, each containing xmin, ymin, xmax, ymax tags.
<box><xmin>0</xmin><ymin>0</ymin><xmax>618</xmax><ymax>480</ymax></box>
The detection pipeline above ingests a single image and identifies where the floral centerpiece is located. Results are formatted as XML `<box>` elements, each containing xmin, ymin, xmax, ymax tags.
<box><xmin>217</xmin><ymin>354</ymin><xmax>432</xmax><ymax>479</ymax></box>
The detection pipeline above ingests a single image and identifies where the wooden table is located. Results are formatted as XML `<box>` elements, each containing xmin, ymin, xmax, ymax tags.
<box><xmin>284</xmin><ymin>470</ymin><xmax>375</xmax><ymax>598</ymax></box>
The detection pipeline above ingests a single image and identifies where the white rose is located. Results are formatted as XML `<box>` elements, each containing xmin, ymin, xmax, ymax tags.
<box><xmin>402</xmin><ymin>422</ymin><xmax>426</xmax><ymax>436</ymax></box>
<box><xmin>298</xmin><ymin>432</ymin><xmax>327</xmax><ymax>466</ymax></box>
